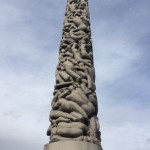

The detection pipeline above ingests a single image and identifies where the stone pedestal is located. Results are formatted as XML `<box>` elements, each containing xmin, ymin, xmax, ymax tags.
<box><xmin>43</xmin><ymin>141</ymin><xmax>103</xmax><ymax>150</ymax></box>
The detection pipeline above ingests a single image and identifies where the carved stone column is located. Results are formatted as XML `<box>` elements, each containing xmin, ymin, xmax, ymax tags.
<box><xmin>44</xmin><ymin>0</ymin><xmax>103</xmax><ymax>150</ymax></box>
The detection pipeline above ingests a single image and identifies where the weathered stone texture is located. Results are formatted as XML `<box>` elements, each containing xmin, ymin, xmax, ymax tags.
<box><xmin>46</xmin><ymin>0</ymin><xmax>102</xmax><ymax>146</ymax></box>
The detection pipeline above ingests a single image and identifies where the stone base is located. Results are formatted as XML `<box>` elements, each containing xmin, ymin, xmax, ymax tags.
<box><xmin>43</xmin><ymin>141</ymin><xmax>103</xmax><ymax>150</ymax></box>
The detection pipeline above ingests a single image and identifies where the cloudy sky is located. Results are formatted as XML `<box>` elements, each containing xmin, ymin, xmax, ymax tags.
<box><xmin>0</xmin><ymin>0</ymin><xmax>150</xmax><ymax>150</ymax></box>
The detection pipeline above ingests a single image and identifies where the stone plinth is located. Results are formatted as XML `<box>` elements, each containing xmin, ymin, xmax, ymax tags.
<box><xmin>43</xmin><ymin>141</ymin><xmax>103</xmax><ymax>150</ymax></box>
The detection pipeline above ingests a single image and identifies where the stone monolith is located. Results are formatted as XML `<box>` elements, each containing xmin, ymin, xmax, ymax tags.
<box><xmin>44</xmin><ymin>0</ymin><xmax>103</xmax><ymax>150</ymax></box>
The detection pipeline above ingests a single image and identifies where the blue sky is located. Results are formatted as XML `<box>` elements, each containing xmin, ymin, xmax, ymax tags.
<box><xmin>0</xmin><ymin>0</ymin><xmax>150</xmax><ymax>150</ymax></box>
